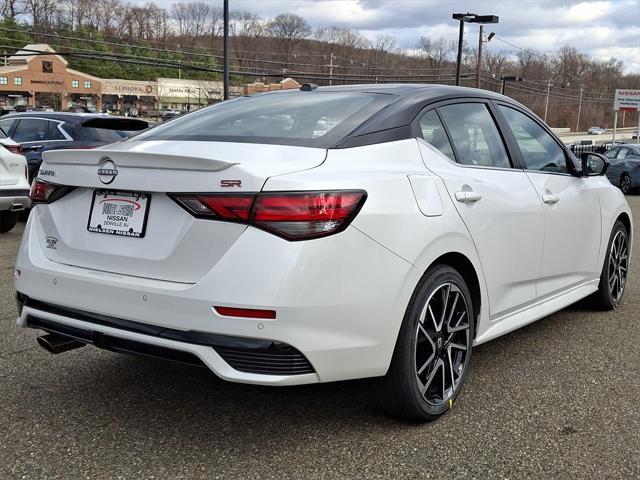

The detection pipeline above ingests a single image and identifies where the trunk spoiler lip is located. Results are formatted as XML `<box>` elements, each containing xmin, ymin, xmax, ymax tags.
<box><xmin>42</xmin><ymin>149</ymin><xmax>239</xmax><ymax>172</ymax></box>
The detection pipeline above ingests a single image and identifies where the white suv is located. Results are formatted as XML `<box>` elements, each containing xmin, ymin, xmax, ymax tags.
<box><xmin>15</xmin><ymin>85</ymin><xmax>632</xmax><ymax>421</ymax></box>
<box><xmin>0</xmin><ymin>132</ymin><xmax>29</xmax><ymax>233</ymax></box>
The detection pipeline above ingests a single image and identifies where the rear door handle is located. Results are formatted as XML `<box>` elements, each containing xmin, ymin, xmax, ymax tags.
<box><xmin>455</xmin><ymin>191</ymin><xmax>482</xmax><ymax>203</ymax></box>
<box><xmin>542</xmin><ymin>193</ymin><xmax>559</xmax><ymax>205</ymax></box>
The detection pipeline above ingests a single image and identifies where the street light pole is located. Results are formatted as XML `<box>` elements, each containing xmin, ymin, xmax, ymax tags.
<box><xmin>454</xmin><ymin>16</ymin><xmax>466</xmax><ymax>86</ymax></box>
<box><xmin>452</xmin><ymin>13</ymin><xmax>498</xmax><ymax>87</ymax></box>
<box><xmin>223</xmin><ymin>0</ymin><xmax>229</xmax><ymax>100</ymax></box>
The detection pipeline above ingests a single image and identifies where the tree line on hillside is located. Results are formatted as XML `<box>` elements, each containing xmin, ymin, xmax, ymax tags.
<box><xmin>0</xmin><ymin>0</ymin><xmax>638</xmax><ymax>129</ymax></box>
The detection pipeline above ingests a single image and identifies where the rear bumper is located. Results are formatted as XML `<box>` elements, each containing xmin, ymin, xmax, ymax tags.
<box><xmin>15</xmin><ymin>211</ymin><xmax>415</xmax><ymax>385</ymax></box>
<box><xmin>0</xmin><ymin>189</ymin><xmax>30</xmax><ymax>211</ymax></box>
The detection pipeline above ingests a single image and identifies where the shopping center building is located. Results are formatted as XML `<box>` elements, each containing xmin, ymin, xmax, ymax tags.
<box><xmin>0</xmin><ymin>44</ymin><xmax>296</xmax><ymax>115</ymax></box>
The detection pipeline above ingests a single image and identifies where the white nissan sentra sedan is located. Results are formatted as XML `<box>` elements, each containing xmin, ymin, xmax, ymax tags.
<box><xmin>15</xmin><ymin>84</ymin><xmax>632</xmax><ymax>421</ymax></box>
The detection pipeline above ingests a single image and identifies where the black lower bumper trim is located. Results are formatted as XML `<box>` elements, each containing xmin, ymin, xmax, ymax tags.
<box><xmin>22</xmin><ymin>295</ymin><xmax>315</xmax><ymax>375</ymax></box>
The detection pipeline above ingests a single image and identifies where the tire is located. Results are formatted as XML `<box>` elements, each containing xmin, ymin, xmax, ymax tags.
<box><xmin>620</xmin><ymin>173</ymin><xmax>632</xmax><ymax>195</ymax></box>
<box><xmin>592</xmin><ymin>220</ymin><xmax>630</xmax><ymax>310</ymax></box>
<box><xmin>0</xmin><ymin>211</ymin><xmax>18</xmax><ymax>233</ymax></box>
<box><xmin>377</xmin><ymin>265</ymin><xmax>475</xmax><ymax>422</ymax></box>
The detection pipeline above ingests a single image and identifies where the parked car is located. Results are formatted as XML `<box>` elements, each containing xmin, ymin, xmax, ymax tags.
<box><xmin>604</xmin><ymin>144</ymin><xmax>640</xmax><ymax>194</ymax></box>
<box><xmin>588</xmin><ymin>126</ymin><xmax>605</xmax><ymax>135</ymax></box>
<box><xmin>161</xmin><ymin>109</ymin><xmax>181</xmax><ymax>119</ymax></box>
<box><xmin>632</xmin><ymin>130</ymin><xmax>638</xmax><ymax>140</ymax></box>
<box><xmin>16</xmin><ymin>84</ymin><xmax>632</xmax><ymax>422</ymax></box>
<box><xmin>0</xmin><ymin>113</ymin><xmax>150</xmax><ymax>181</ymax></box>
<box><xmin>66</xmin><ymin>105</ymin><xmax>97</xmax><ymax>113</ymax></box>
<box><xmin>571</xmin><ymin>139</ymin><xmax>595</xmax><ymax>147</ymax></box>
<box><xmin>0</xmin><ymin>130</ymin><xmax>29</xmax><ymax>233</ymax></box>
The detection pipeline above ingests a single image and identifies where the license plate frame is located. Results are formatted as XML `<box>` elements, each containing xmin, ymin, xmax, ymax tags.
<box><xmin>87</xmin><ymin>190</ymin><xmax>151</xmax><ymax>238</ymax></box>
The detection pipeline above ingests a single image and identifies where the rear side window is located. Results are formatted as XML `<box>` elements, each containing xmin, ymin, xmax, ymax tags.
<box><xmin>48</xmin><ymin>121</ymin><xmax>66</xmax><ymax>140</ymax></box>
<box><xmin>438</xmin><ymin>103</ymin><xmax>511</xmax><ymax>168</ymax></box>
<box><xmin>418</xmin><ymin>110</ymin><xmax>455</xmax><ymax>161</ymax></box>
<box><xmin>12</xmin><ymin>118</ymin><xmax>49</xmax><ymax>142</ymax></box>
<box><xmin>135</xmin><ymin>91</ymin><xmax>393</xmax><ymax>148</ymax></box>
<box><xmin>498</xmin><ymin>106</ymin><xmax>568</xmax><ymax>174</ymax></box>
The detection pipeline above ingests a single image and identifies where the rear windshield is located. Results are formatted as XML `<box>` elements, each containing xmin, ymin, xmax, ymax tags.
<box><xmin>79</xmin><ymin>126</ymin><xmax>127</xmax><ymax>142</ymax></box>
<box><xmin>133</xmin><ymin>91</ymin><xmax>393</xmax><ymax>147</ymax></box>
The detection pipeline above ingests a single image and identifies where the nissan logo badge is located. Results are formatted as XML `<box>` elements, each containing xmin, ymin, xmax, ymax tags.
<box><xmin>97</xmin><ymin>158</ymin><xmax>118</xmax><ymax>185</ymax></box>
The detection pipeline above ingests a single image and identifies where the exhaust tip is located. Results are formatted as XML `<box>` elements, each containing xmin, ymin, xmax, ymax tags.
<box><xmin>36</xmin><ymin>334</ymin><xmax>86</xmax><ymax>354</ymax></box>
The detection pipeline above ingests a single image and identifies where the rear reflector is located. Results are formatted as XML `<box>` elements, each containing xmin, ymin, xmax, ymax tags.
<box><xmin>214</xmin><ymin>306</ymin><xmax>276</xmax><ymax>319</ymax></box>
<box><xmin>170</xmin><ymin>190</ymin><xmax>366</xmax><ymax>241</ymax></box>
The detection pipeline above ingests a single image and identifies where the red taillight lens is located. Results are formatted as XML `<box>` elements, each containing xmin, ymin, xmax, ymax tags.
<box><xmin>3</xmin><ymin>144</ymin><xmax>22</xmax><ymax>154</ymax></box>
<box><xmin>172</xmin><ymin>194</ymin><xmax>255</xmax><ymax>221</ymax></box>
<box><xmin>253</xmin><ymin>191</ymin><xmax>366</xmax><ymax>240</ymax></box>
<box><xmin>29</xmin><ymin>179</ymin><xmax>74</xmax><ymax>204</ymax></box>
<box><xmin>169</xmin><ymin>190</ymin><xmax>366</xmax><ymax>241</ymax></box>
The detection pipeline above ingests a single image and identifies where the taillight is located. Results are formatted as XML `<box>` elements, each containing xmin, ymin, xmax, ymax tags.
<box><xmin>29</xmin><ymin>179</ymin><xmax>74</xmax><ymax>204</ymax></box>
<box><xmin>170</xmin><ymin>190</ymin><xmax>366</xmax><ymax>241</ymax></box>
<box><xmin>2</xmin><ymin>144</ymin><xmax>22</xmax><ymax>154</ymax></box>
<box><xmin>253</xmin><ymin>191</ymin><xmax>366</xmax><ymax>240</ymax></box>
<box><xmin>171</xmin><ymin>194</ymin><xmax>255</xmax><ymax>222</ymax></box>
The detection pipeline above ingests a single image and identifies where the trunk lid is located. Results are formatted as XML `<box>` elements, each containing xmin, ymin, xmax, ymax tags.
<box><xmin>36</xmin><ymin>141</ymin><xmax>326</xmax><ymax>283</ymax></box>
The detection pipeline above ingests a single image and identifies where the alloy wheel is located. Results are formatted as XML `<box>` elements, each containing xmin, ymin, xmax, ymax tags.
<box><xmin>608</xmin><ymin>230</ymin><xmax>629</xmax><ymax>303</ymax></box>
<box><xmin>620</xmin><ymin>174</ymin><xmax>631</xmax><ymax>195</ymax></box>
<box><xmin>414</xmin><ymin>282</ymin><xmax>471</xmax><ymax>407</ymax></box>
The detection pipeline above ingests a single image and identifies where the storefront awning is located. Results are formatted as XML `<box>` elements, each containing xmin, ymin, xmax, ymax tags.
<box><xmin>0</xmin><ymin>91</ymin><xmax>32</xmax><ymax>97</ymax></box>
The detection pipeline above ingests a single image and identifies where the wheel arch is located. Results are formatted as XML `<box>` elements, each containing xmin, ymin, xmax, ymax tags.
<box><xmin>617</xmin><ymin>211</ymin><xmax>632</xmax><ymax>242</ymax></box>
<box><xmin>431</xmin><ymin>252</ymin><xmax>482</xmax><ymax>338</ymax></box>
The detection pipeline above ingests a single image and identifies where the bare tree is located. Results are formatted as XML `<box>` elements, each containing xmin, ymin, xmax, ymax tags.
<box><xmin>0</xmin><ymin>0</ymin><xmax>25</xmax><ymax>20</ymax></box>
<box><xmin>416</xmin><ymin>37</ymin><xmax>457</xmax><ymax>75</ymax></box>
<box><xmin>266</xmin><ymin>13</ymin><xmax>311</xmax><ymax>69</ymax></box>
<box><xmin>230</xmin><ymin>11</ymin><xmax>263</xmax><ymax>68</ymax></box>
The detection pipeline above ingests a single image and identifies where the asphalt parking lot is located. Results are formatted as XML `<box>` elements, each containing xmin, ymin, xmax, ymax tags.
<box><xmin>1</xmin><ymin>199</ymin><xmax>639</xmax><ymax>480</ymax></box>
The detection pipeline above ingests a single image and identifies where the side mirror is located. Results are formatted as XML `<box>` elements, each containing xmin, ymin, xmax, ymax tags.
<box><xmin>581</xmin><ymin>152</ymin><xmax>609</xmax><ymax>176</ymax></box>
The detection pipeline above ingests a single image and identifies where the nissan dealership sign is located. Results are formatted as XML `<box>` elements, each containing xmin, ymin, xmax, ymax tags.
<box><xmin>614</xmin><ymin>89</ymin><xmax>640</xmax><ymax>111</ymax></box>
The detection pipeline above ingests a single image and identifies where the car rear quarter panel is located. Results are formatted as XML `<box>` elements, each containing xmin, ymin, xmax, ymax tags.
<box><xmin>263</xmin><ymin>139</ymin><xmax>489</xmax><ymax>348</ymax></box>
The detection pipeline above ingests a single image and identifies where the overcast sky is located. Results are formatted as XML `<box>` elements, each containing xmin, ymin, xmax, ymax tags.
<box><xmin>158</xmin><ymin>0</ymin><xmax>640</xmax><ymax>73</ymax></box>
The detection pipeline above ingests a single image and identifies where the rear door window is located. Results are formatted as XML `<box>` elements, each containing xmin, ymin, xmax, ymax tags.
<box><xmin>438</xmin><ymin>103</ymin><xmax>511</xmax><ymax>168</ymax></box>
<box><xmin>418</xmin><ymin>110</ymin><xmax>455</xmax><ymax>161</ymax></box>
<box><xmin>12</xmin><ymin>118</ymin><xmax>50</xmax><ymax>142</ymax></box>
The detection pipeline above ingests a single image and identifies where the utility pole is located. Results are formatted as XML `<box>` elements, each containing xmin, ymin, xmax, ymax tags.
<box><xmin>476</xmin><ymin>25</ymin><xmax>483</xmax><ymax>89</ymax></box>
<box><xmin>576</xmin><ymin>85</ymin><xmax>584</xmax><ymax>133</ymax></box>
<box><xmin>328</xmin><ymin>52</ymin><xmax>335</xmax><ymax>86</ymax></box>
<box><xmin>223</xmin><ymin>0</ymin><xmax>229</xmax><ymax>100</ymax></box>
<box><xmin>543</xmin><ymin>79</ymin><xmax>552</xmax><ymax>123</ymax></box>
